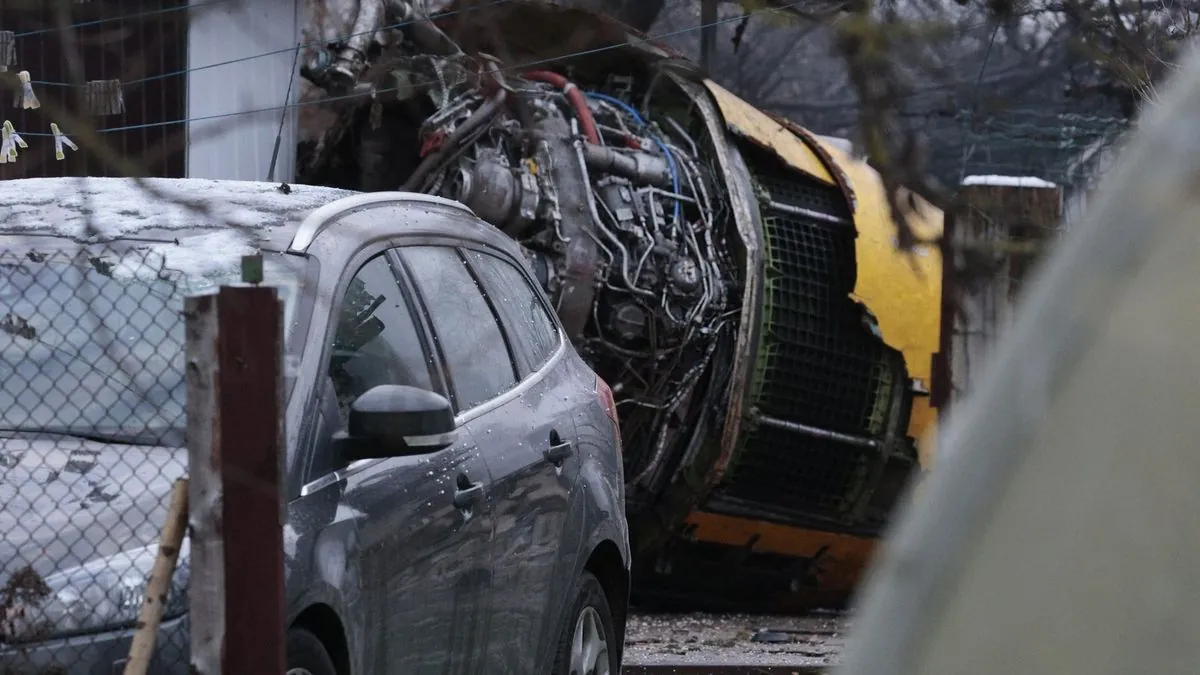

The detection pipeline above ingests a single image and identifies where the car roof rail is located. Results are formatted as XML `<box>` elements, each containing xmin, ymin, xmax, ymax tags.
<box><xmin>287</xmin><ymin>191</ymin><xmax>475</xmax><ymax>252</ymax></box>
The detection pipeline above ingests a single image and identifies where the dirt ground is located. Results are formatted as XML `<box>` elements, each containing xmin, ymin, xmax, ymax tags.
<box><xmin>623</xmin><ymin>611</ymin><xmax>849</xmax><ymax>668</ymax></box>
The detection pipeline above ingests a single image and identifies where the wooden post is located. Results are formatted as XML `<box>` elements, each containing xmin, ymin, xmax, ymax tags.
<box><xmin>185</xmin><ymin>294</ymin><xmax>223</xmax><ymax>675</ymax></box>
<box><xmin>186</xmin><ymin>283</ymin><xmax>285</xmax><ymax>675</ymax></box>
<box><xmin>946</xmin><ymin>176</ymin><xmax>1062</xmax><ymax>404</ymax></box>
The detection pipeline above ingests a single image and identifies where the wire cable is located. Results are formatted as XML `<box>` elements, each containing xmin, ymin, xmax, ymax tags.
<box><xmin>12</xmin><ymin>1</ymin><xmax>806</xmax><ymax>138</ymax></box>
<box><xmin>28</xmin><ymin>0</ymin><xmax>516</xmax><ymax>89</ymax></box>
<box><xmin>15</xmin><ymin>0</ymin><xmax>238</xmax><ymax>39</ymax></box>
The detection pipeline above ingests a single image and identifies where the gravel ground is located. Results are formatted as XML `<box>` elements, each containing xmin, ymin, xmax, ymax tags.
<box><xmin>623</xmin><ymin>611</ymin><xmax>849</xmax><ymax>668</ymax></box>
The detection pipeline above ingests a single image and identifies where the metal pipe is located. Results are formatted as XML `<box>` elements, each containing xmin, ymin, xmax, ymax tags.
<box><xmin>402</xmin><ymin>89</ymin><xmax>507</xmax><ymax>191</ymax></box>
<box><xmin>574</xmin><ymin>138</ymin><xmax>656</xmax><ymax>298</ymax></box>
<box><xmin>765</xmin><ymin>199</ymin><xmax>854</xmax><ymax>227</ymax></box>
<box><xmin>327</xmin><ymin>0</ymin><xmax>386</xmax><ymax>88</ymax></box>
<box><xmin>664</xmin><ymin>116</ymin><xmax>700</xmax><ymax>158</ymax></box>
<box><xmin>755</xmin><ymin>414</ymin><xmax>881</xmax><ymax>449</ymax></box>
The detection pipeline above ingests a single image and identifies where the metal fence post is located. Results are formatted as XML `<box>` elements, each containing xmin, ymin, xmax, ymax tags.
<box><xmin>186</xmin><ymin>283</ymin><xmax>285</xmax><ymax>674</ymax></box>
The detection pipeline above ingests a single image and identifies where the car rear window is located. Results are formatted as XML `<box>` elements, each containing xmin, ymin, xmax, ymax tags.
<box><xmin>464</xmin><ymin>249</ymin><xmax>561</xmax><ymax>377</ymax></box>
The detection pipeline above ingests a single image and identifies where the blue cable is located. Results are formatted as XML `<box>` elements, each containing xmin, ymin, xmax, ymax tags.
<box><xmin>584</xmin><ymin>91</ymin><xmax>682</xmax><ymax>223</ymax></box>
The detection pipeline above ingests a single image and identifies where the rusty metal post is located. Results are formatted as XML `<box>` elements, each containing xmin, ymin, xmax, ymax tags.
<box><xmin>186</xmin><ymin>284</ymin><xmax>285</xmax><ymax>675</ymax></box>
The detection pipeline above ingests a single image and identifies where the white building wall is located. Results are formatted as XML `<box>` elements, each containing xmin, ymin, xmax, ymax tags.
<box><xmin>187</xmin><ymin>0</ymin><xmax>301</xmax><ymax>182</ymax></box>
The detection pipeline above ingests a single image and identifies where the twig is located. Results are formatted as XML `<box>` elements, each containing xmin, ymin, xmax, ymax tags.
<box><xmin>123</xmin><ymin>478</ymin><xmax>189</xmax><ymax>675</ymax></box>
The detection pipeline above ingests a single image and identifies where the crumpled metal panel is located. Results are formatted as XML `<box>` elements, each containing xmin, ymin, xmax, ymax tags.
<box><xmin>771</xmin><ymin>113</ymin><xmax>858</xmax><ymax>214</ymax></box>
<box><xmin>701</xmin><ymin>78</ymin><xmax>943</xmax><ymax>464</ymax></box>
<box><xmin>701</xmin><ymin>80</ymin><xmax>837</xmax><ymax>187</ymax></box>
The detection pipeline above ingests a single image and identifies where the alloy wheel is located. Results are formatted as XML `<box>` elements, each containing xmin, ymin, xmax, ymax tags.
<box><xmin>569</xmin><ymin>605</ymin><xmax>610</xmax><ymax>675</ymax></box>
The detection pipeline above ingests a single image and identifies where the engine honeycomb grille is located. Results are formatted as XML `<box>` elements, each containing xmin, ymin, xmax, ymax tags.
<box><xmin>708</xmin><ymin>142</ymin><xmax>905</xmax><ymax>526</ymax></box>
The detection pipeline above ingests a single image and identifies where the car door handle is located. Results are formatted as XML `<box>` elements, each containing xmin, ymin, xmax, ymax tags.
<box><xmin>453</xmin><ymin>480</ymin><xmax>484</xmax><ymax>510</ymax></box>
<box><xmin>544</xmin><ymin>438</ymin><xmax>574</xmax><ymax>466</ymax></box>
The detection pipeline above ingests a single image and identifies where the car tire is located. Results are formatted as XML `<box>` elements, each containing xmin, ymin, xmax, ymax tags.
<box><xmin>286</xmin><ymin>627</ymin><xmax>338</xmax><ymax>675</ymax></box>
<box><xmin>551</xmin><ymin>571</ymin><xmax>620</xmax><ymax>675</ymax></box>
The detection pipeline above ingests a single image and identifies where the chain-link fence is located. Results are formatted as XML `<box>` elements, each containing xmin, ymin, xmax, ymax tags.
<box><xmin>1</xmin><ymin>242</ymin><xmax>195</xmax><ymax>674</ymax></box>
<box><xmin>952</xmin><ymin>108</ymin><xmax>1128</xmax><ymax>197</ymax></box>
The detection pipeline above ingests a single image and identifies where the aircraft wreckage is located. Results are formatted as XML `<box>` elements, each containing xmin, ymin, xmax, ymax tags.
<box><xmin>295</xmin><ymin>0</ymin><xmax>944</xmax><ymax>610</ymax></box>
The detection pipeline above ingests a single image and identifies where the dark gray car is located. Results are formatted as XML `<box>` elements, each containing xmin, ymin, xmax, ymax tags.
<box><xmin>0</xmin><ymin>177</ymin><xmax>629</xmax><ymax>675</ymax></box>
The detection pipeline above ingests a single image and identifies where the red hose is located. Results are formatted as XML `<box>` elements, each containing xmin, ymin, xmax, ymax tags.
<box><xmin>522</xmin><ymin>70</ymin><xmax>602</xmax><ymax>145</ymax></box>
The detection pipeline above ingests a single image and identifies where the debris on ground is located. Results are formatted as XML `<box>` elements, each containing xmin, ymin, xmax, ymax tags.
<box><xmin>623</xmin><ymin>611</ymin><xmax>848</xmax><ymax>667</ymax></box>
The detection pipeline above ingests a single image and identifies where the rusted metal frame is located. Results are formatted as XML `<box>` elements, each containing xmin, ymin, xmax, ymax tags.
<box><xmin>186</xmin><ymin>285</ymin><xmax>286</xmax><ymax>675</ymax></box>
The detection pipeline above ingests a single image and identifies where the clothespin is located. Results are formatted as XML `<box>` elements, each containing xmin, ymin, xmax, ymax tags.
<box><xmin>14</xmin><ymin>71</ymin><xmax>38</xmax><ymax>109</ymax></box>
<box><xmin>3</xmin><ymin>120</ymin><xmax>24</xmax><ymax>162</ymax></box>
<box><xmin>1</xmin><ymin>121</ymin><xmax>12</xmax><ymax>163</ymax></box>
<box><xmin>50</xmin><ymin>123</ymin><xmax>77</xmax><ymax>160</ymax></box>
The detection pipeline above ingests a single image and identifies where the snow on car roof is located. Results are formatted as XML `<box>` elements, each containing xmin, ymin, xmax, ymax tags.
<box><xmin>0</xmin><ymin>177</ymin><xmax>357</xmax><ymax>241</ymax></box>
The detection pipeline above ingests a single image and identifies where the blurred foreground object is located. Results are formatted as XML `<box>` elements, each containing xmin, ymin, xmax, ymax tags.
<box><xmin>837</xmin><ymin>43</ymin><xmax>1200</xmax><ymax>675</ymax></box>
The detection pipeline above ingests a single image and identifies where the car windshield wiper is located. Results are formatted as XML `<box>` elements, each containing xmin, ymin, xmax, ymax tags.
<box><xmin>0</xmin><ymin>427</ymin><xmax>154</xmax><ymax>446</ymax></box>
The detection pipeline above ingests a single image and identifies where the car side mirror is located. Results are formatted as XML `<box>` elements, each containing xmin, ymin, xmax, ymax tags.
<box><xmin>336</xmin><ymin>384</ymin><xmax>458</xmax><ymax>461</ymax></box>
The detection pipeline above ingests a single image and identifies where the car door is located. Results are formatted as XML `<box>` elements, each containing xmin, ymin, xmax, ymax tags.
<box><xmin>407</xmin><ymin>244</ymin><xmax>583</xmax><ymax>672</ymax></box>
<box><xmin>393</xmin><ymin>244</ymin><xmax>536</xmax><ymax>666</ymax></box>
<box><xmin>297</xmin><ymin>250</ymin><xmax>494</xmax><ymax>674</ymax></box>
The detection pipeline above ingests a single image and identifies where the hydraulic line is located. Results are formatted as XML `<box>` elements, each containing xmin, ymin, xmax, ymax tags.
<box><xmin>522</xmin><ymin>70</ymin><xmax>602</xmax><ymax>145</ymax></box>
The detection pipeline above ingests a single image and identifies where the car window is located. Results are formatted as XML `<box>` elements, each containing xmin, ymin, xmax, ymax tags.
<box><xmin>398</xmin><ymin>246</ymin><xmax>518</xmax><ymax>411</ymax></box>
<box><xmin>464</xmin><ymin>249</ymin><xmax>561</xmax><ymax>376</ymax></box>
<box><xmin>327</xmin><ymin>253</ymin><xmax>436</xmax><ymax>424</ymax></box>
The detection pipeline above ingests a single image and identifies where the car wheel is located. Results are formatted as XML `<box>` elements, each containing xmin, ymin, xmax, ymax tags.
<box><xmin>552</xmin><ymin>571</ymin><xmax>619</xmax><ymax>675</ymax></box>
<box><xmin>286</xmin><ymin>627</ymin><xmax>337</xmax><ymax>675</ymax></box>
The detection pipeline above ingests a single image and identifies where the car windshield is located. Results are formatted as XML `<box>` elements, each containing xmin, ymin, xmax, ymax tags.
<box><xmin>0</xmin><ymin>243</ymin><xmax>306</xmax><ymax>447</ymax></box>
